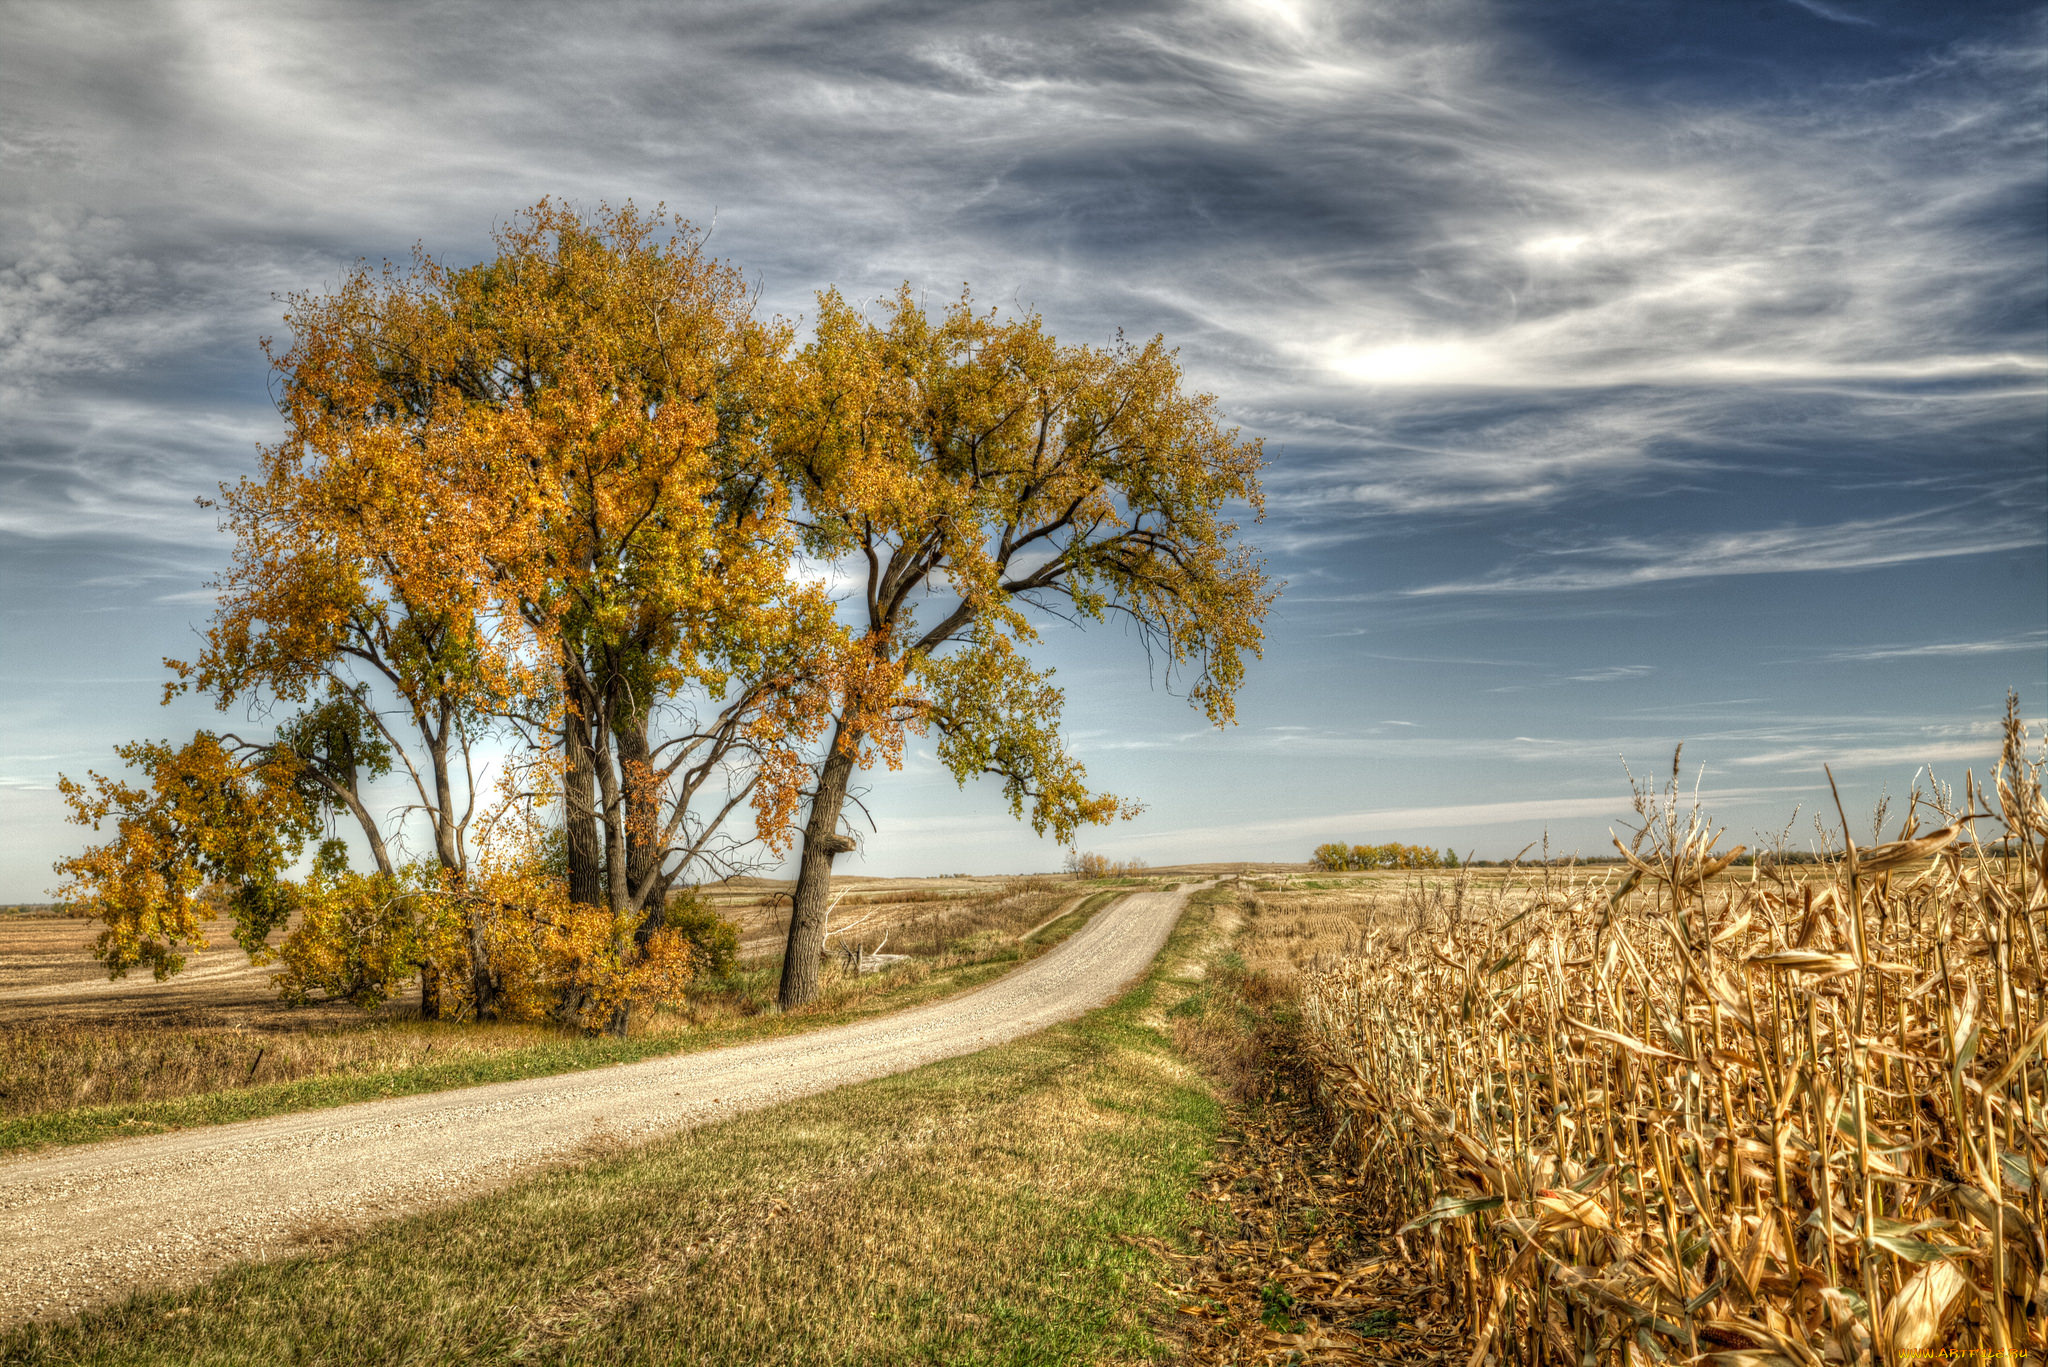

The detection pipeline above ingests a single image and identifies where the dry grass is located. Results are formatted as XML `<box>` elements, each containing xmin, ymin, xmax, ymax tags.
<box><xmin>1232</xmin><ymin>885</ymin><xmax>1401</xmax><ymax>979</ymax></box>
<box><xmin>2</xmin><ymin>890</ymin><xmax>1234</xmax><ymax>1367</ymax></box>
<box><xmin>1284</xmin><ymin>703</ymin><xmax>2047</xmax><ymax>1365</ymax></box>
<box><xmin>0</xmin><ymin>1014</ymin><xmax>566</xmax><ymax>1119</ymax></box>
<box><xmin>0</xmin><ymin>880</ymin><xmax>1108</xmax><ymax>1154</ymax></box>
<box><xmin>701</xmin><ymin>872</ymin><xmax>1080</xmax><ymax>954</ymax></box>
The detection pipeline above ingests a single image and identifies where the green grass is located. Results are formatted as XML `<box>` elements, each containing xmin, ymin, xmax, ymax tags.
<box><xmin>2</xmin><ymin>890</ymin><xmax>1236</xmax><ymax>1366</ymax></box>
<box><xmin>1</xmin><ymin>892</ymin><xmax>1120</xmax><ymax>1158</ymax></box>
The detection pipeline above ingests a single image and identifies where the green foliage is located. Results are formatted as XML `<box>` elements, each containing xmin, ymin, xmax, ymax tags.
<box><xmin>52</xmin><ymin>733</ymin><xmax>319</xmax><ymax>978</ymax></box>
<box><xmin>661</xmin><ymin>892</ymin><xmax>740</xmax><ymax>980</ymax></box>
<box><xmin>1259</xmin><ymin>1281</ymin><xmax>1302</xmax><ymax>1331</ymax></box>
<box><xmin>1353</xmin><ymin>1307</ymin><xmax>1401</xmax><ymax>1338</ymax></box>
<box><xmin>921</xmin><ymin>629</ymin><xmax>1118</xmax><ymax>840</ymax></box>
<box><xmin>1309</xmin><ymin>842</ymin><xmax>1457</xmax><ymax>872</ymax></box>
<box><xmin>276</xmin><ymin>694</ymin><xmax>393</xmax><ymax>804</ymax></box>
<box><xmin>272</xmin><ymin>864</ymin><xmax>460</xmax><ymax>1010</ymax></box>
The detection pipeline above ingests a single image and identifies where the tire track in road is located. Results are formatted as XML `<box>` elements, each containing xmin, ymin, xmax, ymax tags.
<box><xmin>0</xmin><ymin>884</ymin><xmax>1197</xmax><ymax>1325</ymax></box>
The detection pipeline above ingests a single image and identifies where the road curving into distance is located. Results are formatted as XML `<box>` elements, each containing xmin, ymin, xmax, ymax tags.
<box><xmin>0</xmin><ymin>883</ymin><xmax>1198</xmax><ymax>1325</ymax></box>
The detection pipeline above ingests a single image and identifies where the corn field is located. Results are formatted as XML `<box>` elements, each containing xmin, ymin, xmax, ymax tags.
<box><xmin>1300</xmin><ymin>701</ymin><xmax>2046</xmax><ymax>1366</ymax></box>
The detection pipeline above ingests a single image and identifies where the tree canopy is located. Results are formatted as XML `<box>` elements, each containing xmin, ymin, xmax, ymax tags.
<box><xmin>769</xmin><ymin>286</ymin><xmax>1274</xmax><ymax>1007</ymax></box>
<box><xmin>55</xmin><ymin>202</ymin><xmax>1276</xmax><ymax>1025</ymax></box>
<box><xmin>1310</xmin><ymin>843</ymin><xmax>1460</xmax><ymax>872</ymax></box>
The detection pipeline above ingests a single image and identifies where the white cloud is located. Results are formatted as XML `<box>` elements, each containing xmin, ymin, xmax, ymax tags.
<box><xmin>1401</xmin><ymin>505</ymin><xmax>2044</xmax><ymax>597</ymax></box>
<box><xmin>1112</xmin><ymin>785</ymin><xmax>1814</xmax><ymax>850</ymax></box>
<box><xmin>0</xmin><ymin>398</ymin><xmax>267</xmax><ymax>547</ymax></box>
<box><xmin>1814</xmin><ymin>631</ymin><xmax>2048</xmax><ymax>663</ymax></box>
<box><xmin>1784</xmin><ymin>0</ymin><xmax>1876</xmax><ymax>27</ymax></box>
<box><xmin>1727</xmin><ymin>740</ymin><xmax>2006</xmax><ymax>771</ymax></box>
<box><xmin>2</xmin><ymin>0</ymin><xmax>2040</xmax><ymax>539</ymax></box>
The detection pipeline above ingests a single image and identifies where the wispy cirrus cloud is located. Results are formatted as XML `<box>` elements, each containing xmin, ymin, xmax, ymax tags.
<box><xmin>1727</xmin><ymin>739</ymin><xmax>2007</xmax><ymax>770</ymax></box>
<box><xmin>1783</xmin><ymin>0</ymin><xmax>1879</xmax><ymax>28</ymax></box>
<box><xmin>1261</xmin><ymin>378</ymin><xmax>2046</xmax><ymax>534</ymax></box>
<box><xmin>0</xmin><ymin>0</ymin><xmax>2039</xmax><ymax>575</ymax></box>
<box><xmin>0</xmin><ymin>399</ymin><xmax>267</xmax><ymax>547</ymax></box>
<box><xmin>1268</xmin><ymin>33</ymin><xmax>2048</xmax><ymax>395</ymax></box>
<box><xmin>1111</xmin><ymin>785</ymin><xmax>1816</xmax><ymax>852</ymax></box>
<box><xmin>0</xmin><ymin>0</ymin><xmax>2039</xmax><ymax>896</ymax></box>
<box><xmin>1400</xmin><ymin>503</ymin><xmax>2044</xmax><ymax>597</ymax></box>
<box><xmin>1811</xmin><ymin>630</ymin><xmax>2048</xmax><ymax>663</ymax></box>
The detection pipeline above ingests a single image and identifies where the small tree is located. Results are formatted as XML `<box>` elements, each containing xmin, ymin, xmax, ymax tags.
<box><xmin>772</xmin><ymin>287</ymin><xmax>1274</xmax><ymax>1008</ymax></box>
<box><xmin>53</xmin><ymin>734</ymin><xmax>317</xmax><ymax>979</ymax></box>
<box><xmin>271</xmin><ymin>844</ymin><xmax>463</xmax><ymax>1009</ymax></box>
<box><xmin>1065</xmin><ymin>849</ymin><xmax>1114</xmax><ymax>879</ymax></box>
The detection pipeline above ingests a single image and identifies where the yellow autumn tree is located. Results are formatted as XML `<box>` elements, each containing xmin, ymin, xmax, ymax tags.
<box><xmin>269</xmin><ymin>842</ymin><xmax>465</xmax><ymax>1010</ymax></box>
<box><xmin>457</xmin><ymin>788</ymin><xmax>700</xmax><ymax>1029</ymax></box>
<box><xmin>434</xmin><ymin>202</ymin><xmax>838</xmax><ymax>939</ymax></box>
<box><xmin>65</xmin><ymin>201</ymin><xmax>799</xmax><ymax>1024</ymax></box>
<box><xmin>770</xmin><ymin>286</ymin><xmax>1275</xmax><ymax>1007</ymax></box>
<box><xmin>52</xmin><ymin>734</ymin><xmax>318</xmax><ymax>979</ymax></box>
<box><xmin>166</xmin><ymin>248</ymin><xmax>539</xmax><ymax>1015</ymax></box>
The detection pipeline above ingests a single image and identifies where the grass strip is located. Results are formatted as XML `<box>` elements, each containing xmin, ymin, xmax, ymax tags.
<box><xmin>0</xmin><ymin>891</ymin><xmax>1127</xmax><ymax>1158</ymax></box>
<box><xmin>3</xmin><ymin>889</ymin><xmax>1232</xmax><ymax>1367</ymax></box>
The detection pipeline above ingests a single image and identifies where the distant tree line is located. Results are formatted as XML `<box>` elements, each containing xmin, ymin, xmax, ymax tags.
<box><xmin>1310</xmin><ymin>843</ymin><xmax>1458</xmax><ymax>872</ymax></box>
<box><xmin>1389</xmin><ymin>850</ymin><xmax>1858</xmax><ymax>870</ymax></box>
<box><xmin>1063</xmin><ymin>850</ymin><xmax>1148</xmax><ymax>879</ymax></box>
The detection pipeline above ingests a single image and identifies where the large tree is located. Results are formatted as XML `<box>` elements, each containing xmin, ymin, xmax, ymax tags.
<box><xmin>169</xmin><ymin>257</ymin><xmax>535</xmax><ymax>1013</ymax></box>
<box><xmin>770</xmin><ymin>287</ymin><xmax>1274</xmax><ymax>1008</ymax></box>
<box><xmin>439</xmin><ymin>203</ymin><xmax>835</xmax><ymax>931</ymax></box>
<box><xmin>141</xmin><ymin>201</ymin><xmax>830</xmax><ymax>1020</ymax></box>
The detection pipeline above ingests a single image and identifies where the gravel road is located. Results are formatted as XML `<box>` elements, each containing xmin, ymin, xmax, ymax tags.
<box><xmin>0</xmin><ymin>884</ymin><xmax>1194</xmax><ymax>1325</ymax></box>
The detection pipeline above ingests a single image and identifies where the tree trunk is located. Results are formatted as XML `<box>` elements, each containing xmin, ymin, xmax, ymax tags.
<box><xmin>632</xmin><ymin>890</ymin><xmax>668</xmax><ymax>950</ymax></box>
<box><xmin>562</xmin><ymin>682</ymin><xmax>604</xmax><ymax>907</ymax></box>
<box><xmin>419</xmin><ymin>961</ymin><xmax>441</xmax><ymax>1020</ymax></box>
<box><xmin>422</xmin><ymin>710</ymin><xmax>501</xmax><ymax>1019</ymax></box>
<box><xmin>466</xmin><ymin>906</ymin><xmax>500</xmax><ymax>1020</ymax></box>
<box><xmin>778</xmin><ymin>720</ymin><xmax>862</xmax><ymax>1010</ymax></box>
<box><xmin>617</xmin><ymin>716</ymin><xmax>661</xmax><ymax>920</ymax></box>
<box><xmin>590</xmin><ymin>691</ymin><xmax>630</xmax><ymax>916</ymax></box>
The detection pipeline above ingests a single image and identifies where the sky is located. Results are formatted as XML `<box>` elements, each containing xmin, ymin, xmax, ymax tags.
<box><xmin>1</xmin><ymin>0</ymin><xmax>2043</xmax><ymax>899</ymax></box>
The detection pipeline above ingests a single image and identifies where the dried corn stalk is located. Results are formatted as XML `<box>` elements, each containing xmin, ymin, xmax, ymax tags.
<box><xmin>1298</xmin><ymin>697</ymin><xmax>2047</xmax><ymax>1366</ymax></box>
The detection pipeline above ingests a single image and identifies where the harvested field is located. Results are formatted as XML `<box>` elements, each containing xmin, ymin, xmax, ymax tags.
<box><xmin>0</xmin><ymin>914</ymin><xmax>336</xmax><ymax>1027</ymax></box>
<box><xmin>0</xmin><ymin>885</ymin><xmax>1195</xmax><ymax>1329</ymax></box>
<box><xmin>1</xmin><ymin>875</ymin><xmax>1104</xmax><ymax>1027</ymax></box>
<box><xmin>0</xmin><ymin>875</ymin><xmax>1133</xmax><ymax>1153</ymax></box>
<box><xmin>699</xmin><ymin>871</ymin><xmax>1155</xmax><ymax>961</ymax></box>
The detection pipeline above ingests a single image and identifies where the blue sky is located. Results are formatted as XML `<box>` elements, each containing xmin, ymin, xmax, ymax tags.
<box><xmin>1</xmin><ymin>0</ymin><xmax>2042</xmax><ymax>898</ymax></box>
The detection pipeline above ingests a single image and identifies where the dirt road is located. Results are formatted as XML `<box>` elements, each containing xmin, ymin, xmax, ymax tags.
<box><xmin>0</xmin><ymin>884</ymin><xmax>1195</xmax><ymax>1325</ymax></box>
